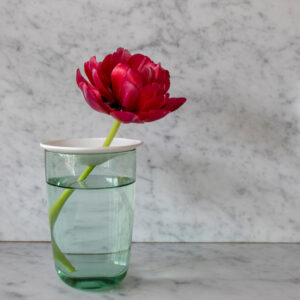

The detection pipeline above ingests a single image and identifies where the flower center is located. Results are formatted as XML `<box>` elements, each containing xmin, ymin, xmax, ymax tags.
<box><xmin>102</xmin><ymin>96</ymin><xmax>122</xmax><ymax>110</ymax></box>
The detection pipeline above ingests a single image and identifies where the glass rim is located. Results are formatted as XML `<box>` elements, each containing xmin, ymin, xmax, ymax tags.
<box><xmin>40</xmin><ymin>137</ymin><xmax>143</xmax><ymax>154</ymax></box>
<box><xmin>44</xmin><ymin>148</ymin><xmax>136</xmax><ymax>156</ymax></box>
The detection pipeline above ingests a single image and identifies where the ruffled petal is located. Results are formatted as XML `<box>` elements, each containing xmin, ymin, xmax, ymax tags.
<box><xmin>138</xmin><ymin>83</ymin><xmax>165</xmax><ymax>112</ymax></box>
<box><xmin>140</xmin><ymin>94</ymin><xmax>165</xmax><ymax>112</ymax></box>
<box><xmin>89</xmin><ymin>56</ymin><xmax>98</xmax><ymax>70</ymax></box>
<box><xmin>100</xmin><ymin>54</ymin><xmax>112</xmax><ymax>85</ymax></box>
<box><xmin>111</xmin><ymin>63</ymin><xmax>127</xmax><ymax>100</ymax></box>
<box><xmin>153</xmin><ymin>63</ymin><xmax>170</xmax><ymax>93</ymax></box>
<box><xmin>84</xmin><ymin>56</ymin><xmax>98</xmax><ymax>84</ymax></box>
<box><xmin>129</xmin><ymin>54</ymin><xmax>155</xmax><ymax>72</ymax></box>
<box><xmin>111</xmin><ymin>48</ymin><xmax>131</xmax><ymax>67</ymax></box>
<box><xmin>79</xmin><ymin>82</ymin><xmax>111</xmax><ymax>114</ymax></box>
<box><xmin>92</xmin><ymin>69</ymin><xmax>114</xmax><ymax>102</ymax></box>
<box><xmin>76</xmin><ymin>69</ymin><xmax>88</xmax><ymax>87</ymax></box>
<box><xmin>140</xmin><ymin>66</ymin><xmax>155</xmax><ymax>85</ymax></box>
<box><xmin>163</xmin><ymin>97</ymin><xmax>186</xmax><ymax>112</ymax></box>
<box><xmin>119</xmin><ymin>80</ymin><xmax>140</xmax><ymax>112</ymax></box>
<box><xmin>110</xmin><ymin>111</ymin><xmax>143</xmax><ymax>123</ymax></box>
<box><xmin>111</xmin><ymin>63</ymin><xmax>143</xmax><ymax>111</ymax></box>
<box><xmin>102</xmin><ymin>48</ymin><xmax>131</xmax><ymax>84</ymax></box>
<box><xmin>97</xmin><ymin>62</ymin><xmax>110</xmax><ymax>88</ymax></box>
<box><xmin>138</xmin><ymin>109</ymin><xmax>170</xmax><ymax>122</ymax></box>
<box><xmin>129</xmin><ymin>54</ymin><xmax>157</xmax><ymax>84</ymax></box>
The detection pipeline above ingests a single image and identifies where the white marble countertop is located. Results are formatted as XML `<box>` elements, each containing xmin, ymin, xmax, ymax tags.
<box><xmin>0</xmin><ymin>242</ymin><xmax>299</xmax><ymax>300</ymax></box>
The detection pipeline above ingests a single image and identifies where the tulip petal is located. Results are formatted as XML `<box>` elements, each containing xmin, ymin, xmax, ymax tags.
<box><xmin>92</xmin><ymin>69</ymin><xmax>114</xmax><ymax>102</ymax></box>
<box><xmin>76</xmin><ymin>69</ymin><xmax>88</xmax><ymax>87</ymax></box>
<box><xmin>89</xmin><ymin>56</ymin><xmax>98</xmax><ymax>70</ymax></box>
<box><xmin>79</xmin><ymin>82</ymin><xmax>111</xmax><ymax>114</ymax></box>
<box><xmin>140</xmin><ymin>94</ymin><xmax>165</xmax><ymax>112</ymax></box>
<box><xmin>111</xmin><ymin>64</ymin><xmax>126</xmax><ymax>100</ymax></box>
<box><xmin>129</xmin><ymin>54</ymin><xmax>157</xmax><ymax>84</ymax></box>
<box><xmin>138</xmin><ymin>83</ymin><xmax>165</xmax><ymax>112</ymax></box>
<box><xmin>163</xmin><ymin>97</ymin><xmax>186</xmax><ymax>112</ymax></box>
<box><xmin>102</xmin><ymin>48</ymin><xmax>131</xmax><ymax>84</ymax></box>
<box><xmin>153</xmin><ymin>64</ymin><xmax>170</xmax><ymax>93</ymax></box>
<box><xmin>119</xmin><ymin>80</ymin><xmax>140</xmax><ymax>112</ymax></box>
<box><xmin>138</xmin><ymin>109</ymin><xmax>170</xmax><ymax>122</ymax></box>
<box><xmin>101</xmin><ymin>54</ymin><xmax>112</xmax><ymax>84</ymax></box>
<box><xmin>84</xmin><ymin>62</ymin><xmax>94</xmax><ymax>84</ymax></box>
<box><xmin>111</xmin><ymin>63</ymin><xmax>143</xmax><ymax>90</ymax></box>
<box><xmin>110</xmin><ymin>111</ymin><xmax>143</xmax><ymax>123</ymax></box>
<box><xmin>111</xmin><ymin>63</ymin><xmax>143</xmax><ymax>111</ymax></box>
<box><xmin>140</xmin><ymin>66</ymin><xmax>155</xmax><ymax>84</ymax></box>
<box><xmin>161</xmin><ymin>69</ymin><xmax>170</xmax><ymax>92</ymax></box>
<box><xmin>111</xmin><ymin>48</ymin><xmax>131</xmax><ymax>69</ymax></box>
<box><xmin>97</xmin><ymin>62</ymin><xmax>110</xmax><ymax>88</ymax></box>
<box><xmin>129</xmin><ymin>54</ymin><xmax>155</xmax><ymax>72</ymax></box>
<box><xmin>84</xmin><ymin>56</ymin><xmax>98</xmax><ymax>84</ymax></box>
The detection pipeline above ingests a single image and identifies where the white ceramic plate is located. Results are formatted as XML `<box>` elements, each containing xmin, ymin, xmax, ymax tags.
<box><xmin>40</xmin><ymin>138</ymin><xmax>143</xmax><ymax>154</ymax></box>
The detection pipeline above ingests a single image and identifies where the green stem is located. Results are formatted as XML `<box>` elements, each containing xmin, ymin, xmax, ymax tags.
<box><xmin>102</xmin><ymin>119</ymin><xmax>121</xmax><ymax>147</ymax></box>
<box><xmin>49</xmin><ymin>120</ymin><xmax>121</xmax><ymax>273</ymax></box>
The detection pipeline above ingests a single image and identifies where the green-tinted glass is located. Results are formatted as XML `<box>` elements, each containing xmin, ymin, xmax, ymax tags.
<box><xmin>45</xmin><ymin>150</ymin><xmax>136</xmax><ymax>290</ymax></box>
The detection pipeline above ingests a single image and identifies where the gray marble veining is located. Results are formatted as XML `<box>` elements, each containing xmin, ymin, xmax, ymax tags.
<box><xmin>0</xmin><ymin>242</ymin><xmax>300</xmax><ymax>300</ymax></box>
<box><xmin>0</xmin><ymin>0</ymin><xmax>300</xmax><ymax>241</ymax></box>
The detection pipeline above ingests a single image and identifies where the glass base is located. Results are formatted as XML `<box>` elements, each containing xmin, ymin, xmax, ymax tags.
<box><xmin>57</xmin><ymin>268</ymin><xmax>127</xmax><ymax>291</ymax></box>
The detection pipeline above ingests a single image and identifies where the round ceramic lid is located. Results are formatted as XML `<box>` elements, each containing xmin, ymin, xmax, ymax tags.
<box><xmin>40</xmin><ymin>138</ymin><xmax>143</xmax><ymax>154</ymax></box>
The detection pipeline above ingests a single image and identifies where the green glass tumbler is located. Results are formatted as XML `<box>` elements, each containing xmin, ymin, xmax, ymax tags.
<box><xmin>40</xmin><ymin>138</ymin><xmax>142</xmax><ymax>291</ymax></box>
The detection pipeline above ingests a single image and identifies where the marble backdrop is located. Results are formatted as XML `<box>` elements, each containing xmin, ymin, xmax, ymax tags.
<box><xmin>0</xmin><ymin>0</ymin><xmax>300</xmax><ymax>242</ymax></box>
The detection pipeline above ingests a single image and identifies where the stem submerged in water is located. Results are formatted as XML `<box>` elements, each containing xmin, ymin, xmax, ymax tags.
<box><xmin>49</xmin><ymin>120</ymin><xmax>121</xmax><ymax>272</ymax></box>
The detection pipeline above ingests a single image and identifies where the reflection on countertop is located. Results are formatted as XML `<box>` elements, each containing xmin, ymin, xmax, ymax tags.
<box><xmin>0</xmin><ymin>242</ymin><xmax>299</xmax><ymax>300</ymax></box>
